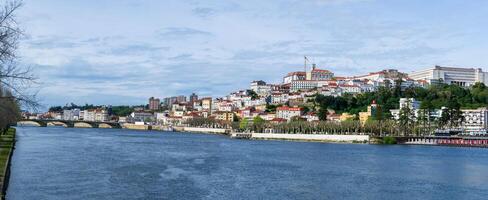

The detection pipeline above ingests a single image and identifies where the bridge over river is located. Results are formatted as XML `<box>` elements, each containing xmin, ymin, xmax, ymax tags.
<box><xmin>17</xmin><ymin>119</ymin><xmax>122</xmax><ymax>129</ymax></box>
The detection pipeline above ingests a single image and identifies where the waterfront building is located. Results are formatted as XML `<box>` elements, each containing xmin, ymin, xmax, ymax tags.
<box><xmin>359</xmin><ymin>112</ymin><xmax>370</xmax><ymax>125</ymax></box>
<box><xmin>340</xmin><ymin>113</ymin><xmax>355</xmax><ymax>121</ymax></box>
<box><xmin>327</xmin><ymin>113</ymin><xmax>341</xmax><ymax>122</ymax></box>
<box><xmin>82</xmin><ymin>110</ymin><xmax>95</xmax><ymax>121</ymax></box>
<box><xmin>63</xmin><ymin>109</ymin><xmax>80</xmax><ymax>121</ymax></box>
<box><xmin>148</xmin><ymin>97</ymin><xmax>160</xmax><ymax>110</ymax></box>
<box><xmin>82</xmin><ymin>108</ymin><xmax>109</xmax><ymax>122</ymax></box>
<box><xmin>130</xmin><ymin>112</ymin><xmax>154</xmax><ymax>122</ymax></box>
<box><xmin>390</xmin><ymin>98</ymin><xmax>422</xmax><ymax>120</ymax></box>
<box><xmin>261</xmin><ymin>112</ymin><xmax>276</xmax><ymax>121</ymax></box>
<box><xmin>408</xmin><ymin>65</ymin><xmax>488</xmax><ymax>86</ymax></box>
<box><xmin>28</xmin><ymin>115</ymin><xmax>39</xmax><ymax>120</ymax></box>
<box><xmin>155</xmin><ymin>112</ymin><xmax>169</xmax><ymax>121</ymax></box>
<box><xmin>213</xmin><ymin>111</ymin><xmax>234</xmax><ymax>122</ymax></box>
<box><xmin>95</xmin><ymin>109</ymin><xmax>109</xmax><ymax>122</ymax></box>
<box><xmin>276</xmin><ymin>106</ymin><xmax>303</xmax><ymax>121</ymax></box>
<box><xmin>118</xmin><ymin>116</ymin><xmax>127</xmax><ymax>123</ymax></box>
<box><xmin>304</xmin><ymin>112</ymin><xmax>319</xmax><ymax>122</ymax></box>
<box><xmin>166</xmin><ymin>116</ymin><xmax>184</xmax><ymax>126</ymax></box>
<box><xmin>359</xmin><ymin>101</ymin><xmax>377</xmax><ymax>125</ymax></box>
<box><xmin>389</xmin><ymin>98</ymin><xmax>446</xmax><ymax>122</ymax></box>
<box><xmin>461</xmin><ymin>108</ymin><xmax>488</xmax><ymax>135</ymax></box>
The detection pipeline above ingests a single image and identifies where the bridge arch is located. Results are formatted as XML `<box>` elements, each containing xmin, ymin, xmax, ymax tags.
<box><xmin>17</xmin><ymin>121</ymin><xmax>45</xmax><ymax>127</ymax></box>
<box><xmin>47</xmin><ymin>121</ymin><xmax>70</xmax><ymax>127</ymax></box>
<box><xmin>74</xmin><ymin>122</ymin><xmax>94</xmax><ymax>128</ymax></box>
<box><xmin>98</xmin><ymin>123</ymin><xmax>113</xmax><ymax>129</ymax></box>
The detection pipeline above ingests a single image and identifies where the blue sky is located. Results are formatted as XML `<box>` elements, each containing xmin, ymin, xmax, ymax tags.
<box><xmin>17</xmin><ymin>0</ymin><xmax>488</xmax><ymax>108</ymax></box>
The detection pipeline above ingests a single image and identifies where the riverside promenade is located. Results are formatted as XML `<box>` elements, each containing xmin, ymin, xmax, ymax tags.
<box><xmin>17</xmin><ymin>121</ymin><xmax>488</xmax><ymax>147</ymax></box>
<box><xmin>231</xmin><ymin>132</ymin><xmax>369</xmax><ymax>143</ymax></box>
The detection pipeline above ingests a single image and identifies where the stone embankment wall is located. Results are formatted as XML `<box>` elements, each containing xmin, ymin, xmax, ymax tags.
<box><xmin>251</xmin><ymin>133</ymin><xmax>369</xmax><ymax>142</ymax></box>
<box><xmin>122</xmin><ymin>124</ymin><xmax>151</xmax><ymax>130</ymax></box>
<box><xmin>181</xmin><ymin>127</ymin><xmax>228</xmax><ymax>134</ymax></box>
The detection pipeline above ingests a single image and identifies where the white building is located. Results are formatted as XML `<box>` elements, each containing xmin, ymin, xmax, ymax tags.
<box><xmin>276</xmin><ymin>106</ymin><xmax>303</xmax><ymax>121</ymax></box>
<box><xmin>130</xmin><ymin>112</ymin><xmax>154</xmax><ymax>122</ymax></box>
<box><xmin>283</xmin><ymin>71</ymin><xmax>306</xmax><ymax>84</ymax></box>
<box><xmin>82</xmin><ymin>109</ymin><xmax>109</xmax><ymax>122</ymax></box>
<box><xmin>409</xmin><ymin>66</ymin><xmax>488</xmax><ymax>87</ymax></box>
<box><xmin>461</xmin><ymin>108</ymin><xmax>488</xmax><ymax>135</ymax></box>
<box><xmin>250</xmin><ymin>80</ymin><xmax>272</xmax><ymax>96</ymax></box>
<box><xmin>390</xmin><ymin>98</ymin><xmax>422</xmax><ymax>120</ymax></box>
<box><xmin>63</xmin><ymin>109</ymin><xmax>80</xmax><ymax>121</ymax></box>
<box><xmin>270</xmin><ymin>93</ymin><xmax>288</xmax><ymax>105</ymax></box>
<box><xmin>214</xmin><ymin>100</ymin><xmax>234</xmax><ymax>112</ymax></box>
<box><xmin>400</xmin><ymin>98</ymin><xmax>420</xmax><ymax>110</ymax></box>
<box><xmin>339</xmin><ymin>85</ymin><xmax>361</xmax><ymax>94</ymax></box>
<box><xmin>290</xmin><ymin>80</ymin><xmax>328</xmax><ymax>92</ymax></box>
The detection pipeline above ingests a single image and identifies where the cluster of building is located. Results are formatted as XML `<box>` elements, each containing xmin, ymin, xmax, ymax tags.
<box><xmin>28</xmin><ymin>62</ymin><xmax>488</xmax><ymax>135</ymax></box>
<box><xmin>28</xmin><ymin>107</ymin><xmax>111</xmax><ymax>122</ymax></box>
<box><xmin>133</xmin><ymin>64</ymin><xmax>488</xmax><ymax>128</ymax></box>
<box><xmin>389</xmin><ymin>98</ymin><xmax>488</xmax><ymax>135</ymax></box>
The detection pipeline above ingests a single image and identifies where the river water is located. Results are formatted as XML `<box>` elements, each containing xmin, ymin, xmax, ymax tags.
<box><xmin>6</xmin><ymin>127</ymin><xmax>488</xmax><ymax>200</ymax></box>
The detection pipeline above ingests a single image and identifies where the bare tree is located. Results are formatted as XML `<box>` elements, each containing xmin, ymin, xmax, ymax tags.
<box><xmin>0</xmin><ymin>0</ymin><xmax>38</xmax><ymax>131</ymax></box>
<box><xmin>0</xmin><ymin>0</ymin><xmax>38</xmax><ymax>109</ymax></box>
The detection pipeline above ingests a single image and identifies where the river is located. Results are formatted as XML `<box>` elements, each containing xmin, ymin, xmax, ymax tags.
<box><xmin>6</xmin><ymin>127</ymin><xmax>488</xmax><ymax>199</ymax></box>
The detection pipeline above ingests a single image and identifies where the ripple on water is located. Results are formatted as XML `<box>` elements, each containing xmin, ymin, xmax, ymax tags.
<box><xmin>6</xmin><ymin>127</ymin><xmax>488</xmax><ymax>200</ymax></box>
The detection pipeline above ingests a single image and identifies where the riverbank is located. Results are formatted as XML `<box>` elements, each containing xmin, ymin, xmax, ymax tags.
<box><xmin>231</xmin><ymin>132</ymin><xmax>369</xmax><ymax>143</ymax></box>
<box><xmin>124</xmin><ymin>125</ymin><xmax>370</xmax><ymax>143</ymax></box>
<box><xmin>0</xmin><ymin>128</ymin><xmax>15</xmax><ymax>200</ymax></box>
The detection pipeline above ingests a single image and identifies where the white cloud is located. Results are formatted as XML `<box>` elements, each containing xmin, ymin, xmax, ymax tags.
<box><xmin>15</xmin><ymin>0</ymin><xmax>488</xmax><ymax>107</ymax></box>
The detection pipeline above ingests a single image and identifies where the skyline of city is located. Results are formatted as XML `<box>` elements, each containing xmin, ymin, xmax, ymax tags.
<box><xmin>17</xmin><ymin>0</ymin><xmax>488</xmax><ymax>107</ymax></box>
<box><xmin>5</xmin><ymin>1</ymin><xmax>488</xmax><ymax>199</ymax></box>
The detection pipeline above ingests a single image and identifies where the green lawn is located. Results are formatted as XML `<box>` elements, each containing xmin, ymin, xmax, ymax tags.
<box><xmin>0</xmin><ymin>128</ymin><xmax>15</xmax><ymax>190</ymax></box>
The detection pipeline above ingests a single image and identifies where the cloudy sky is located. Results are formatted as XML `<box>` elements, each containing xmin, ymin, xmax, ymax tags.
<box><xmin>17</xmin><ymin>0</ymin><xmax>488</xmax><ymax>108</ymax></box>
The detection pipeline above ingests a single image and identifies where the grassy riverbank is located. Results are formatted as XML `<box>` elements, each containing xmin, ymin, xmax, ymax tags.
<box><xmin>0</xmin><ymin>128</ymin><xmax>15</xmax><ymax>199</ymax></box>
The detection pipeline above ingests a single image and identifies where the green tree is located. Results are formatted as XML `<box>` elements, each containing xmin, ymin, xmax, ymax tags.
<box><xmin>252</xmin><ymin>116</ymin><xmax>265</xmax><ymax>132</ymax></box>
<box><xmin>318</xmin><ymin>106</ymin><xmax>328</xmax><ymax>121</ymax></box>
<box><xmin>239</xmin><ymin>118</ymin><xmax>249</xmax><ymax>131</ymax></box>
<box><xmin>247</xmin><ymin>90</ymin><xmax>259</xmax><ymax>100</ymax></box>
<box><xmin>398</xmin><ymin>101</ymin><xmax>415</xmax><ymax>136</ymax></box>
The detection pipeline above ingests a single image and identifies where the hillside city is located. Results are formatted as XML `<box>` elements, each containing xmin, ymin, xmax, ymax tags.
<box><xmin>25</xmin><ymin>63</ymin><xmax>488</xmax><ymax>136</ymax></box>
